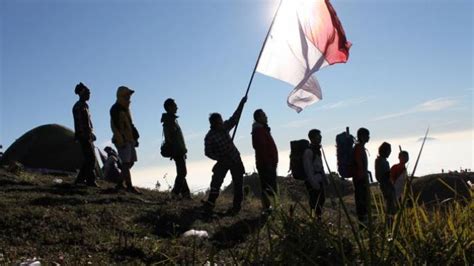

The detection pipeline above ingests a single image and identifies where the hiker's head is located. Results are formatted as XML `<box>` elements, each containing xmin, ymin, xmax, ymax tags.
<box><xmin>399</xmin><ymin>151</ymin><xmax>409</xmax><ymax>163</ymax></box>
<box><xmin>209</xmin><ymin>113</ymin><xmax>223</xmax><ymax>129</ymax></box>
<box><xmin>116</xmin><ymin>86</ymin><xmax>134</xmax><ymax>107</ymax></box>
<box><xmin>357</xmin><ymin>128</ymin><xmax>370</xmax><ymax>144</ymax></box>
<box><xmin>164</xmin><ymin>98</ymin><xmax>178</xmax><ymax>114</ymax></box>
<box><xmin>75</xmin><ymin>82</ymin><xmax>90</xmax><ymax>101</ymax></box>
<box><xmin>253</xmin><ymin>109</ymin><xmax>267</xmax><ymax>125</ymax></box>
<box><xmin>378</xmin><ymin>142</ymin><xmax>391</xmax><ymax>158</ymax></box>
<box><xmin>104</xmin><ymin>146</ymin><xmax>114</xmax><ymax>155</ymax></box>
<box><xmin>308</xmin><ymin>129</ymin><xmax>322</xmax><ymax>145</ymax></box>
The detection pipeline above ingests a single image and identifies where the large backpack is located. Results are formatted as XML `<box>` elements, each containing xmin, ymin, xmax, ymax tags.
<box><xmin>289</xmin><ymin>139</ymin><xmax>310</xmax><ymax>180</ymax></box>
<box><xmin>336</xmin><ymin>130</ymin><xmax>355</xmax><ymax>178</ymax></box>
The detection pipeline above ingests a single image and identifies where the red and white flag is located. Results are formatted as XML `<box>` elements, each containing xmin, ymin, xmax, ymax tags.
<box><xmin>257</xmin><ymin>0</ymin><xmax>351</xmax><ymax>112</ymax></box>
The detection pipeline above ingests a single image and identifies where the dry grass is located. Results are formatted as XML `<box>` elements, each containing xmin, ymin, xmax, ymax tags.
<box><xmin>0</xmin><ymin>168</ymin><xmax>472</xmax><ymax>264</ymax></box>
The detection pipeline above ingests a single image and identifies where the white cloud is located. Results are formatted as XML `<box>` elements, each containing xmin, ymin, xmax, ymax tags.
<box><xmin>417</xmin><ymin>98</ymin><xmax>457</xmax><ymax>112</ymax></box>
<box><xmin>281</xmin><ymin>119</ymin><xmax>313</xmax><ymax>129</ymax></box>
<box><xmin>373</xmin><ymin>97</ymin><xmax>458</xmax><ymax>121</ymax></box>
<box><xmin>318</xmin><ymin>97</ymin><xmax>372</xmax><ymax>110</ymax></box>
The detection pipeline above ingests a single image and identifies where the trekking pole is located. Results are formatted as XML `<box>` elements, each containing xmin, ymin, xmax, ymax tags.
<box><xmin>231</xmin><ymin>0</ymin><xmax>283</xmax><ymax>140</ymax></box>
<box><xmin>320</xmin><ymin>147</ymin><xmax>336</xmax><ymax>208</ymax></box>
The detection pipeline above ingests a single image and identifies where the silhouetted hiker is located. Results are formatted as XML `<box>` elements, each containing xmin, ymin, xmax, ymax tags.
<box><xmin>110</xmin><ymin>86</ymin><xmax>141</xmax><ymax>194</ymax></box>
<box><xmin>303</xmin><ymin>129</ymin><xmax>328</xmax><ymax>220</ymax></box>
<box><xmin>202</xmin><ymin>96</ymin><xmax>247</xmax><ymax>215</ymax></box>
<box><xmin>251</xmin><ymin>109</ymin><xmax>278</xmax><ymax>213</ymax></box>
<box><xmin>72</xmin><ymin>82</ymin><xmax>98</xmax><ymax>187</ymax></box>
<box><xmin>353</xmin><ymin>128</ymin><xmax>370</xmax><ymax>225</ymax></box>
<box><xmin>375</xmin><ymin>142</ymin><xmax>396</xmax><ymax>216</ymax></box>
<box><xmin>161</xmin><ymin>98</ymin><xmax>191</xmax><ymax>200</ymax></box>
<box><xmin>390</xmin><ymin>150</ymin><xmax>409</xmax><ymax>201</ymax></box>
<box><xmin>99</xmin><ymin>146</ymin><xmax>121</xmax><ymax>183</ymax></box>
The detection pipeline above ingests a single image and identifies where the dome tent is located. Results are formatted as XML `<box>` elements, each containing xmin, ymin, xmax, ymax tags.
<box><xmin>0</xmin><ymin>124</ymin><xmax>96</xmax><ymax>172</ymax></box>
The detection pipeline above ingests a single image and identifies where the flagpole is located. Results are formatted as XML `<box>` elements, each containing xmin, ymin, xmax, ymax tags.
<box><xmin>232</xmin><ymin>0</ymin><xmax>283</xmax><ymax>140</ymax></box>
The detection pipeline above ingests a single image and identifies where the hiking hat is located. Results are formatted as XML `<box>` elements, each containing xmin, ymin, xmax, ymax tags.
<box><xmin>117</xmin><ymin>86</ymin><xmax>135</xmax><ymax>98</ymax></box>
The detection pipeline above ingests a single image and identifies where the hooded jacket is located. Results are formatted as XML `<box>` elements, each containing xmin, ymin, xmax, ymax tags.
<box><xmin>161</xmin><ymin>113</ymin><xmax>187</xmax><ymax>157</ymax></box>
<box><xmin>110</xmin><ymin>91</ymin><xmax>139</xmax><ymax>147</ymax></box>
<box><xmin>251</xmin><ymin>122</ymin><xmax>278</xmax><ymax>168</ymax></box>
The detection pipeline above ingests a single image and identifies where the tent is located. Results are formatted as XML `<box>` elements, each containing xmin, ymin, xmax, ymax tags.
<box><xmin>0</xmin><ymin>124</ymin><xmax>98</xmax><ymax>172</ymax></box>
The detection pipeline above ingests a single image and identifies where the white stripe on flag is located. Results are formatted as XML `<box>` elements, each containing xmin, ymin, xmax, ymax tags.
<box><xmin>257</xmin><ymin>0</ymin><xmax>350</xmax><ymax>112</ymax></box>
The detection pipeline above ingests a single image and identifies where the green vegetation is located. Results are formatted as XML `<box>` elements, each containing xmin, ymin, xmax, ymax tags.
<box><xmin>0</xmin><ymin>168</ymin><xmax>472</xmax><ymax>264</ymax></box>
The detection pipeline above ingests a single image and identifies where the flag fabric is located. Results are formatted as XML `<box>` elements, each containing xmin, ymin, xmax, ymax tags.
<box><xmin>256</xmin><ymin>0</ymin><xmax>351</xmax><ymax>112</ymax></box>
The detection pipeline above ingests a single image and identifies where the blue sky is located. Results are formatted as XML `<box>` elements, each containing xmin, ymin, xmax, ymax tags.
<box><xmin>1</xmin><ymin>0</ymin><xmax>472</xmax><ymax>190</ymax></box>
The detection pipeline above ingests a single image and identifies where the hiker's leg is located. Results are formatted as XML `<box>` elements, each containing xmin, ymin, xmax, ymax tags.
<box><xmin>83</xmin><ymin>140</ymin><xmax>97</xmax><ymax>184</ymax></box>
<box><xmin>268</xmin><ymin>166</ymin><xmax>278</xmax><ymax>202</ymax></box>
<box><xmin>121</xmin><ymin>162</ymin><xmax>133</xmax><ymax>188</ymax></box>
<box><xmin>354</xmin><ymin>180</ymin><xmax>368</xmax><ymax>222</ymax></box>
<box><xmin>179</xmin><ymin>158</ymin><xmax>190</xmax><ymax>197</ymax></box>
<box><xmin>117</xmin><ymin>143</ymin><xmax>137</xmax><ymax>188</ymax></box>
<box><xmin>305</xmin><ymin>181</ymin><xmax>317</xmax><ymax>211</ymax></box>
<box><xmin>258</xmin><ymin>166</ymin><xmax>277</xmax><ymax>209</ymax></box>
<box><xmin>76</xmin><ymin>140</ymin><xmax>90</xmax><ymax>183</ymax></box>
<box><xmin>315</xmin><ymin>185</ymin><xmax>326</xmax><ymax>219</ymax></box>
<box><xmin>230</xmin><ymin>160</ymin><xmax>245</xmax><ymax>210</ymax></box>
<box><xmin>207</xmin><ymin>161</ymin><xmax>228</xmax><ymax>205</ymax></box>
<box><xmin>172</xmin><ymin>156</ymin><xmax>188</xmax><ymax>195</ymax></box>
<box><xmin>257</xmin><ymin>166</ymin><xmax>271</xmax><ymax>209</ymax></box>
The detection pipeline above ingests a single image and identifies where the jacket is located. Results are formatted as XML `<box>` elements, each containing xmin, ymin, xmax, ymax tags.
<box><xmin>110</xmin><ymin>98</ymin><xmax>138</xmax><ymax>147</ymax></box>
<box><xmin>251</xmin><ymin>122</ymin><xmax>278</xmax><ymax>168</ymax></box>
<box><xmin>161</xmin><ymin>113</ymin><xmax>187</xmax><ymax>157</ymax></box>
<box><xmin>353</xmin><ymin>143</ymin><xmax>368</xmax><ymax>182</ymax></box>
<box><xmin>204</xmin><ymin>101</ymin><xmax>244</xmax><ymax>163</ymax></box>
<box><xmin>72</xmin><ymin>100</ymin><xmax>94</xmax><ymax>141</ymax></box>
<box><xmin>303</xmin><ymin>145</ymin><xmax>329</xmax><ymax>187</ymax></box>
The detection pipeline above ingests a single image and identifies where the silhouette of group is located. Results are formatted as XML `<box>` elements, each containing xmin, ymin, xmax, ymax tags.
<box><xmin>73</xmin><ymin>82</ymin><xmax>409</xmax><ymax>220</ymax></box>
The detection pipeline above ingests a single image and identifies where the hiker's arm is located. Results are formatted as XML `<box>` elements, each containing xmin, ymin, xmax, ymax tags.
<box><xmin>303</xmin><ymin>149</ymin><xmax>316</xmax><ymax>180</ymax></box>
<box><xmin>224</xmin><ymin>96</ymin><xmax>247</xmax><ymax>130</ymax></box>
<box><xmin>82</xmin><ymin>107</ymin><xmax>94</xmax><ymax>140</ymax></box>
<box><xmin>163</xmin><ymin>122</ymin><xmax>175</xmax><ymax>143</ymax></box>
<box><xmin>252</xmin><ymin>128</ymin><xmax>266</xmax><ymax>156</ymax></box>
<box><xmin>354</xmin><ymin>147</ymin><xmax>366</xmax><ymax>179</ymax></box>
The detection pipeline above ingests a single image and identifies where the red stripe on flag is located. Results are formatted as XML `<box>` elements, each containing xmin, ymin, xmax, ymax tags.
<box><xmin>303</xmin><ymin>0</ymin><xmax>351</xmax><ymax>65</ymax></box>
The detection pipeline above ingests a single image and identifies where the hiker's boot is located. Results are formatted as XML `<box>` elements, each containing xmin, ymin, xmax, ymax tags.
<box><xmin>182</xmin><ymin>193</ymin><xmax>192</xmax><ymax>200</ymax></box>
<box><xmin>127</xmin><ymin>186</ymin><xmax>142</xmax><ymax>195</ymax></box>
<box><xmin>201</xmin><ymin>200</ymin><xmax>215</xmax><ymax>214</ymax></box>
<box><xmin>115</xmin><ymin>181</ymin><xmax>126</xmax><ymax>190</ymax></box>
<box><xmin>170</xmin><ymin>192</ymin><xmax>181</xmax><ymax>200</ymax></box>
<box><xmin>226</xmin><ymin>206</ymin><xmax>241</xmax><ymax>216</ymax></box>
<box><xmin>86</xmin><ymin>181</ymin><xmax>100</xmax><ymax>188</ymax></box>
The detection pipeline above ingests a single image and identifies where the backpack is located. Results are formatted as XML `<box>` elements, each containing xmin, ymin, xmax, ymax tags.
<box><xmin>160</xmin><ymin>142</ymin><xmax>172</xmax><ymax>158</ymax></box>
<box><xmin>160</xmin><ymin>129</ymin><xmax>172</xmax><ymax>158</ymax></box>
<box><xmin>336</xmin><ymin>130</ymin><xmax>355</xmax><ymax>178</ymax></box>
<box><xmin>289</xmin><ymin>139</ymin><xmax>310</xmax><ymax>180</ymax></box>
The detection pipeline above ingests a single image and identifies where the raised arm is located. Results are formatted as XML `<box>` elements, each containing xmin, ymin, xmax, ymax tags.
<box><xmin>224</xmin><ymin>96</ymin><xmax>247</xmax><ymax>131</ymax></box>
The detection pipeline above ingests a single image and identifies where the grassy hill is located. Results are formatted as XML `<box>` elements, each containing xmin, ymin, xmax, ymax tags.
<box><xmin>0</xmin><ymin>167</ymin><xmax>472</xmax><ymax>264</ymax></box>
